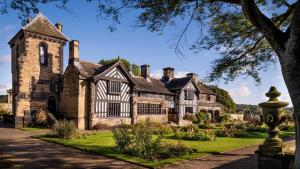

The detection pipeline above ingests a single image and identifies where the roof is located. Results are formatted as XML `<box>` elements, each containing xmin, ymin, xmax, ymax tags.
<box><xmin>197</xmin><ymin>84</ymin><xmax>215</xmax><ymax>95</ymax></box>
<box><xmin>16</xmin><ymin>13</ymin><xmax>68</xmax><ymax>41</ymax></box>
<box><xmin>167</xmin><ymin>77</ymin><xmax>193</xmax><ymax>91</ymax></box>
<box><xmin>198</xmin><ymin>102</ymin><xmax>222</xmax><ymax>107</ymax></box>
<box><xmin>133</xmin><ymin>77</ymin><xmax>174</xmax><ymax>95</ymax></box>
<box><xmin>74</xmin><ymin>61</ymin><xmax>102</xmax><ymax>78</ymax></box>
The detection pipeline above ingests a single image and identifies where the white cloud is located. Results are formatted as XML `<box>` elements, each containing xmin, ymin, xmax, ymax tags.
<box><xmin>150</xmin><ymin>69</ymin><xmax>189</xmax><ymax>79</ymax></box>
<box><xmin>0</xmin><ymin>55</ymin><xmax>10</xmax><ymax>65</ymax></box>
<box><xmin>0</xmin><ymin>25</ymin><xmax>16</xmax><ymax>34</ymax></box>
<box><xmin>279</xmin><ymin>93</ymin><xmax>292</xmax><ymax>106</ymax></box>
<box><xmin>229</xmin><ymin>86</ymin><xmax>252</xmax><ymax>98</ymax></box>
<box><xmin>0</xmin><ymin>83</ymin><xmax>11</xmax><ymax>95</ymax></box>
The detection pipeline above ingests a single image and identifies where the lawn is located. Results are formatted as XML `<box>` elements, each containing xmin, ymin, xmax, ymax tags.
<box><xmin>20</xmin><ymin>127</ymin><xmax>49</xmax><ymax>131</ymax></box>
<box><xmin>37</xmin><ymin>130</ymin><xmax>294</xmax><ymax>168</ymax></box>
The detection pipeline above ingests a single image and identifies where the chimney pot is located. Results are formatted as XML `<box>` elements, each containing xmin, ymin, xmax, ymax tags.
<box><xmin>55</xmin><ymin>22</ymin><xmax>63</xmax><ymax>32</ymax></box>
<box><xmin>140</xmin><ymin>64</ymin><xmax>150</xmax><ymax>78</ymax></box>
<box><xmin>163</xmin><ymin>67</ymin><xmax>174</xmax><ymax>82</ymax></box>
<box><xmin>187</xmin><ymin>73</ymin><xmax>198</xmax><ymax>82</ymax></box>
<box><xmin>69</xmin><ymin>40</ymin><xmax>79</xmax><ymax>64</ymax></box>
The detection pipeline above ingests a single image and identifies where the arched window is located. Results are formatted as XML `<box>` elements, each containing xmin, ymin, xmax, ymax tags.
<box><xmin>39</xmin><ymin>44</ymin><xmax>47</xmax><ymax>65</ymax></box>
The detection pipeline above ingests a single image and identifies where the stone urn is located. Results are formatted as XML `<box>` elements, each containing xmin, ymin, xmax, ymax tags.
<box><xmin>258</xmin><ymin>86</ymin><xmax>289</xmax><ymax>153</ymax></box>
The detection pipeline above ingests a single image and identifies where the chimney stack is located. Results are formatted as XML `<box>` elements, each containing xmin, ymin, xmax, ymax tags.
<box><xmin>187</xmin><ymin>73</ymin><xmax>198</xmax><ymax>82</ymax></box>
<box><xmin>55</xmin><ymin>22</ymin><xmax>63</xmax><ymax>32</ymax></box>
<box><xmin>140</xmin><ymin>64</ymin><xmax>150</xmax><ymax>79</ymax></box>
<box><xmin>69</xmin><ymin>40</ymin><xmax>79</xmax><ymax>63</ymax></box>
<box><xmin>163</xmin><ymin>67</ymin><xmax>174</xmax><ymax>82</ymax></box>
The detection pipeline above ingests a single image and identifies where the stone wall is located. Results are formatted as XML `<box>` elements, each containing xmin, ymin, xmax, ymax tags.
<box><xmin>91</xmin><ymin>117</ymin><xmax>131</xmax><ymax>127</ymax></box>
<box><xmin>0</xmin><ymin>103</ymin><xmax>12</xmax><ymax>113</ymax></box>
<box><xmin>11</xmin><ymin>32</ymin><xmax>65</xmax><ymax>128</ymax></box>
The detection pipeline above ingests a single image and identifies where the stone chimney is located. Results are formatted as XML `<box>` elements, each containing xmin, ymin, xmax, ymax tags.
<box><xmin>187</xmin><ymin>73</ymin><xmax>198</xmax><ymax>82</ymax></box>
<box><xmin>163</xmin><ymin>67</ymin><xmax>174</xmax><ymax>82</ymax></box>
<box><xmin>55</xmin><ymin>22</ymin><xmax>63</xmax><ymax>32</ymax></box>
<box><xmin>69</xmin><ymin>40</ymin><xmax>79</xmax><ymax>63</ymax></box>
<box><xmin>140</xmin><ymin>64</ymin><xmax>150</xmax><ymax>79</ymax></box>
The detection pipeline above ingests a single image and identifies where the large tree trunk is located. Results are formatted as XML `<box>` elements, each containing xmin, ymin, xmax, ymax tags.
<box><xmin>280</xmin><ymin>17</ymin><xmax>300</xmax><ymax>167</ymax></box>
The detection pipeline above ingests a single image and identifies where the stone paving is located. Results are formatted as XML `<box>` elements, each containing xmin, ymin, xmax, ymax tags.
<box><xmin>0</xmin><ymin>121</ymin><xmax>144</xmax><ymax>169</ymax></box>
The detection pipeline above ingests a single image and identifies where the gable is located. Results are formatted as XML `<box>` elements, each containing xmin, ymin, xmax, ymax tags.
<box><xmin>183</xmin><ymin>81</ymin><xmax>196</xmax><ymax>91</ymax></box>
<box><xmin>22</xmin><ymin>13</ymin><xmax>68</xmax><ymax>41</ymax></box>
<box><xmin>97</xmin><ymin>66</ymin><xmax>129</xmax><ymax>83</ymax></box>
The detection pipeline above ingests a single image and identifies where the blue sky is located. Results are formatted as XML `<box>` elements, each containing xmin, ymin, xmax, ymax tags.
<box><xmin>0</xmin><ymin>1</ymin><xmax>292</xmax><ymax>106</ymax></box>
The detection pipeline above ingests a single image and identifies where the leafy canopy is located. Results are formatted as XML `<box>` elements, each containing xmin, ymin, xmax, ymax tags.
<box><xmin>99</xmin><ymin>57</ymin><xmax>141</xmax><ymax>76</ymax></box>
<box><xmin>1</xmin><ymin>0</ymin><xmax>297</xmax><ymax>82</ymax></box>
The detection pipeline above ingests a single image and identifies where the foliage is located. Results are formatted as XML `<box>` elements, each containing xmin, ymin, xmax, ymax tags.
<box><xmin>0</xmin><ymin>105</ymin><xmax>9</xmax><ymax>116</ymax></box>
<box><xmin>172</xmin><ymin>126</ymin><xmax>216</xmax><ymax>141</ymax></box>
<box><xmin>99</xmin><ymin>57</ymin><xmax>131</xmax><ymax>71</ymax></box>
<box><xmin>131</xmin><ymin>64</ymin><xmax>141</xmax><ymax>76</ymax></box>
<box><xmin>194</xmin><ymin>111</ymin><xmax>207</xmax><ymax>124</ymax></box>
<box><xmin>198</xmin><ymin>123</ymin><xmax>214</xmax><ymax>129</ymax></box>
<box><xmin>183</xmin><ymin>113</ymin><xmax>197</xmax><ymax>122</ymax></box>
<box><xmin>112</xmin><ymin>119</ymin><xmax>195</xmax><ymax>161</ymax></box>
<box><xmin>33</xmin><ymin>110</ymin><xmax>48</xmax><ymax>125</ymax></box>
<box><xmin>236</xmin><ymin>104</ymin><xmax>262</xmax><ymax>115</ymax></box>
<box><xmin>215</xmin><ymin>114</ymin><xmax>230</xmax><ymax>124</ymax></box>
<box><xmin>52</xmin><ymin>120</ymin><xmax>78</xmax><ymax>139</ymax></box>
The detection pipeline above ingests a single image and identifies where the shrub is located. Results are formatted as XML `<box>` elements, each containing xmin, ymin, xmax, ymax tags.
<box><xmin>0</xmin><ymin>105</ymin><xmax>9</xmax><ymax>116</ymax></box>
<box><xmin>183</xmin><ymin>113</ymin><xmax>197</xmax><ymax>122</ymax></box>
<box><xmin>198</xmin><ymin>123</ymin><xmax>214</xmax><ymax>129</ymax></box>
<box><xmin>92</xmin><ymin>123</ymin><xmax>112</xmax><ymax>130</ymax></box>
<box><xmin>52</xmin><ymin>120</ymin><xmax>78</xmax><ymax>139</ymax></box>
<box><xmin>112</xmin><ymin>119</ymin><xmax>195</xmax><ymax>160</ymax></box>
<box><xmin>152</xmin><ymin>124</ymin><xmax>173</xmax><ymax>137</ymax></box>
<box><xmin>245</xmin><ymin>124</ymin><xmax>268</xmax><ymax>132</ymax></box>
<box><xmin>215</xmin><ymin>114</ymin><xmax>230</xmax><ymax>123</ymax></box>
<box><xmin>194</xmin><ymin>111</ymin><xmax>207</xmax><ymax>124</ymax></box>
<box><xmin>172</xmin><ymin>127</ymin><xmax>216</xmax><ymax>141</ymax></box>
<box><xmin>33</xmin><ymin>110</ymin><xmax>48</xmax><ymax>125</ymax></box>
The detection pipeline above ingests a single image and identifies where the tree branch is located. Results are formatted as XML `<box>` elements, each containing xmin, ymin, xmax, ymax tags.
<box><xmin>208</xmin><ymin>0</ymin><xmax>241</xmax><ymax>5</ymax></box>
<box><xmin>241</xmin><ymin>0</ymin><xmax>286</xmax><ymax>57</ymax></box>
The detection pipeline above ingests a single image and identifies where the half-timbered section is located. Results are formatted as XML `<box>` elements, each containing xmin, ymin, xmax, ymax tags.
<box><xmin>92</xmin><ymin>61</ymin><xmax>134</xmax><ymax>127</ymax></box>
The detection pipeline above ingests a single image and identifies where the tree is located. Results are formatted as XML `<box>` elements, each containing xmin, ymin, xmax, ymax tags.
<box><xmin>131</xmin><ymin>64</ymin><xmax>141</xmax><ymax>76</ymax></box>
<box><xmin>2</xmin><ymin>0</ymin><xmax>300</xmax><ymax>167</ymax></box>
<box><xmin>206</xmin><ymin>85</ymin><xmax>236</xmax><ymax>114</ymax></box>
<box><xmin>99</xmin><ymin>57</ymin><xmax>131</xmax><ymax>71</ymax></box>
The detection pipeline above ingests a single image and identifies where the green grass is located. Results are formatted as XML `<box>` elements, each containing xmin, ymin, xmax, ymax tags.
<box><xmin>37</xmin><ymin>130</ymin><xmax>294</xmax><ymax>168</ymax></box>
<box><xmin>20</xmin><ymin>127</ymin><xmax>49</xmax><ymax>131</ymax></box>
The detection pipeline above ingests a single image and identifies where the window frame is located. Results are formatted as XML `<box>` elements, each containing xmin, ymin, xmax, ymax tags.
<box><xmin>185</xmin><ymin>107</ymin><xmax>193</xmax><ymax>114</ymax></box>
<box><xmin>107</xmin><ymin>102</ymin><xmax>121</xmax><ymax>117</ymax></box>
<box><xmin>39</xmin><ymin>43</ymin><xmax>48</xmax><ymax>65</ymax></box>
<box><xmin>184</xmin><ymin>90</ymin><xmax>194</xmax><ymax>100</ymax></box>
<box><xmin>137</xmin><ymin>103</ymin><xmax>163</xmax><ymax>115</ymax></box>
<box><xmin>206</xmin><ymin>94</ymin><xmax>211</xmax><ymax>101</ymax></box>
<box><xmin>107</xmin><ymin>80</ymin><xmax>121</xmax><ymax>94</ymax></box>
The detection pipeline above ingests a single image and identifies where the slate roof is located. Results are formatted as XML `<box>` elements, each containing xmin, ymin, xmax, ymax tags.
<box><xmin>197</xmin><ymin>84</ymin><xmax>215</xmax><ymax>95</ymax></box>
<box><xmin>74</xmin><ymin>61</ymin><xmax>102</xmax><ymax>78</ymax></box>
<box><xmin>9</xmin><ymin>13</ymin><xmax>68</xmax><ymax>44</ymax></box>
<box><xmin>133</xmin><ymin>77</ymin><xmax>174</xmax><ymax>95</ymax></box>
<box><xmin>167</xmin><ymin>77</ymin><xmax>193</xmax><ymax>91</ymax></box>
<box><xmin>198</xmin><ymin>102</ymin><xmax>222</xmax><ymax>107</ymax></box>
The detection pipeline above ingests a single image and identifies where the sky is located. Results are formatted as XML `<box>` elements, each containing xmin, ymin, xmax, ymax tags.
<box><xmin>0</xmin><ymin>0</ymin><xmax>292</xmax><ymax>106</ymax></box>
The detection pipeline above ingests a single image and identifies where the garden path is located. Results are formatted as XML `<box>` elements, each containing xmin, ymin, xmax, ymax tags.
<box><xmin>0</xmin><ymin>120</ymin><xmax>144</xmax><ymax>169</ymax></box>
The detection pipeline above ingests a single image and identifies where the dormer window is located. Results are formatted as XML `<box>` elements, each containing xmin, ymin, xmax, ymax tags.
<box><xmin>206</xmin><ymin>94</ymin><xmax>211</xmax><ymax>101</ymax></box>
<box><xmin>39</xmin><ymin>44</ymin><xmax>48</xmax><ymax>65</ymax></box>
<box><xmin>107</xmin><ymin>81</ymin><xmax>121</xmax><ymax>94</ymax></box>
<box><xmin>185</xmin><ymin>90</ymin><xmax>194</xmax><ymax>100</ymax></box>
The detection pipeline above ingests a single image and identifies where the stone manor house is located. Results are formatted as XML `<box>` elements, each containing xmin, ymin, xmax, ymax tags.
<box><xmin>9</xmin><ymin>13</ymin><xmax>222</xmax><ymax>129</ymax></box>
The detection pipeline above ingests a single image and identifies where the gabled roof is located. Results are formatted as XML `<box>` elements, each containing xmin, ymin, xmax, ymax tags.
<box><xmin>197</xmin><ymin>84</ymin><xmax>216</xmax><ymax>95</ymax></box>
<box><xmin>93</xmin><ymin>60</ymin><xmax>135</xmax><ymax>84</ymax></box>
<box><xmin>167</xmin><ymin>77</ymin><xmax>194</xmax><ymax>91</ymax></box>
<box><xmin>9</xmin><ymin>13</ymin><xmax>68</xmax><ymax>44</ymax></box>
<box><xmin>133</xmin><ymin>77</ymin><xmax>174</xmax><ymax>95</ymax></box>
<box><xmin>74</xmin><ymin>61</ymin><xmax>102</xmax><ymax>78</ymax></box>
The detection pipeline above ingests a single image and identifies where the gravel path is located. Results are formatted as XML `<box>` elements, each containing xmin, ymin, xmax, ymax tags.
<box><xmin>162</xmin><ymin>145</ymin><xmax>259</xmax><ymax>169</ymax></box>
<box><xmin>0</xmin><ymin>121</ymin><xmax>144</xmax><ymax>169</ymax></box>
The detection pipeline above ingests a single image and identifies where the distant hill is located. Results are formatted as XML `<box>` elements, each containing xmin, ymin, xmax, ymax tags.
<box><xmin>236</xmin><ymin>104</ymin><xmax>262</xmax><ymax>115</ymax></box>
<box><xmin>0</xmin><ymin>95</ymin><xmax>8</xmax><ymax>103</ymax></box>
